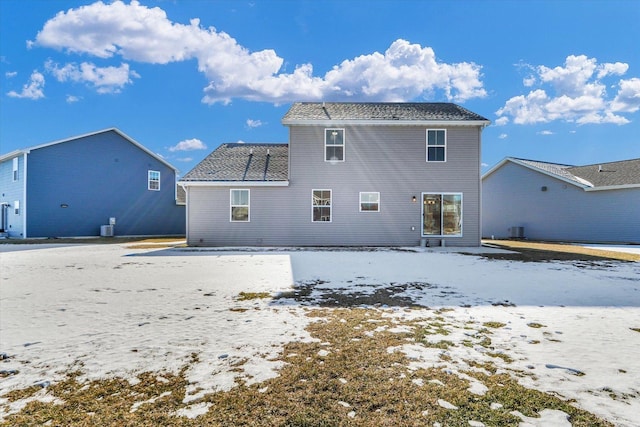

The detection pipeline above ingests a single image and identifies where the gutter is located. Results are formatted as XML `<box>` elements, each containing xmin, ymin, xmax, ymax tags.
<box><xmin>178</xmin><ymin>181</ymin><xmax>289</xmax><ymax>187</ymax></box>
<box><xmin>281</xmin><ymin>119</ymin><xmax>491</xmax><ymax>127</ymax></box>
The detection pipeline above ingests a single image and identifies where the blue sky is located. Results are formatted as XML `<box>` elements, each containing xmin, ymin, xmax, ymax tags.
<box><xmin>1</xmin><ymin>0</ymin><xmax>639</xmax><ymax>177</ymax></box>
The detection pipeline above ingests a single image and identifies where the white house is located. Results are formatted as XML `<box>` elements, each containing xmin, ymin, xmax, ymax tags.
<box><xmin>482</xmin><ymin>157</ymin><xmax>640</xmax><ymax>244</ymax></box>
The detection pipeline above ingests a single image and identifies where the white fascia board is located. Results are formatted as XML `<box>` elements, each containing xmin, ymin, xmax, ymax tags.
<box><xmin>585</xmin><ymin>183</ymin><xmax>640</xmax><ymax>192</ymax></box>
<box><xmin>481</xmin><ymin>157</ymin><xmax>512</xmax><ymax>180</ymax></box>
<box><xmin>179</xmin><ymin>181</ymin><xmax>289</xmax><ymax>187</ymax></box>
<box><xmin>0</xmin><ymin>150</ymin><xmax>24</xmax><ymax>163</ymax></box>
<box><xmin>483</xmin><ymin>157</ymin><xmax>592</xmax><ymax>189</ymax></box>
<box><xmin>282</xmin><ymin>119</ymin><xmax>490</xmax><ymax>127</ymax></box>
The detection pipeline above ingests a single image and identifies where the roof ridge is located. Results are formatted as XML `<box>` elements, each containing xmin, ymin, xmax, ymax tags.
<box><xmin>511</xmin><ymin>157</ymin><xmax>574</xmax><ymax>167</ymax></box>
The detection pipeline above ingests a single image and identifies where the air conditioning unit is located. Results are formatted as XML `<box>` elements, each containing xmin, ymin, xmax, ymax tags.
<box><xmin>100</xmin><ymin>225</ymin><xmax>114</xmax><ymax>237</ymax></box>
<box><xmin>509</xmin><ymin>226</ymin><xmax>524</xmax><ymax>239</ymax></box>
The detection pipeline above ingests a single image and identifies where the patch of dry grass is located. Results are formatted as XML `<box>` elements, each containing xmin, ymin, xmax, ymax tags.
<box><xmin>1</xmin><ymin>308</ymin><xmax>613</xmax><ymax>426</ymax></box>
<box><xmin>483</xmin><ymin>240</ymin><xmax>639</xmax><ymax>262</ymax></box>
<box><xmin>0</xmin><ymin>236</ymin><xmax>186</xmax><ymax>250</ymax></box>
<box><xmin>236</xmin><ymin>292</ymin><xmax>272</xmax><ymax>301</ymax></box>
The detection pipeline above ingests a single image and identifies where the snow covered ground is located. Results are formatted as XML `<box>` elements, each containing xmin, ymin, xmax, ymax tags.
<box><xmin>1</xmin><ymin>243</ymin><xmax>639</xmax><ymax>425</ymax></box>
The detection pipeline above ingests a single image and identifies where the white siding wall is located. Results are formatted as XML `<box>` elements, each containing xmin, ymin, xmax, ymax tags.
<box><xmin>482</xmin><ymin>162</ymin><xmax>640</xmax><ymax>243</ymax></box>
<box><xmin>188</xmin><ymin>124</ymin><xmax>483</xmax><ymax>247</ymax></box>
<box><xmin>0</xmin><ymin>155</ymin><xmax>25</xmax><ymax>238</ymax></box>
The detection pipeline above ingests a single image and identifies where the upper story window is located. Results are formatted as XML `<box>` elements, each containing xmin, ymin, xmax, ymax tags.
<box><xmin>325</xmin><ymin>129</ymin><xmax>345</xmax><ymax>162</ymax></box>
<box><xmin>359</xmin><ymin>192</ymin><xmax>380</xmax><ymax>212</ymax></box>
<box><xmin>12</xmin><ymin>158</ymin><xmax>18</xmax><ymax>181</ymax></box>
<box><xmin>230</xmin><ymin>189</ymin><xmax>250</xmax><ymax>222</ymax></box>
<box><xmin>426</xmin><ymin>129</ymin><xmax>446</xmax><ymax>162</ymax></box>
<box><xmin>148</xmin><ymin>170</ymin><xmax>160</xmax><ymax>191</ymax></box>
<box><xmin>312</xmin><ymin>189</ymin><xmax>332</xmax><ymax>222</ymax></box>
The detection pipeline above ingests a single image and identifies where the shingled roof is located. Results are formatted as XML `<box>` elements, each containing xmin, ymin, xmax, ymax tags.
<box><xmin>567</xmin><ymin>159</ymin><xmax>640</xmax><ymax>188</ymax></box>
<box><xmin>484</xmin><ymin>157</ymin><xmax>640</xmax><ymax>190</ymax></box>
<box><xmin>282</xmin><ymin>102</ymin><xmax>490</xmax><ymax>124</ymax></box>
<box><xmin>181</xmin><ymin>143</ymin><xmax>288</xmax><ymax>183</ymax></box>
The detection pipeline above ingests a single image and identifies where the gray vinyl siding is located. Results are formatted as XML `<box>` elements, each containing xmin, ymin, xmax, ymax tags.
<box><xmin>482</xmin><ymin>161</ymin><xmax>640</xmax><ymax>243</ymax></box>
<box><xmin>188</xmin><ymin>124</ymin><xmax>482</xmax><ymax>247</ymax></box>
<box><xmin>25</xmin><ymin>131</ymin><xmax>185</xmax><ymax>238</ymax></box>
<box><xmin>0</xmin><ymin>154</ymin><xmax>25</xmax><ymax>237</ymax></box>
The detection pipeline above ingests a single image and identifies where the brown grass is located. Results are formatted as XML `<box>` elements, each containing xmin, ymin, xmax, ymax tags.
<box><xmin>482</xmin><ymin>239</ymin><xmax>639</xmax><ymax>262</ymax></box>
<box><xmin>1</xmin><ymin>309</ymin><xmax>612</xmax><ymax>426</ymax></box>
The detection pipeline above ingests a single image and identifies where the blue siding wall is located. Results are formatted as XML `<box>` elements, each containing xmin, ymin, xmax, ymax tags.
<box><xmin>0</xmin><ymin>155</ymin><xmax>25</xmax><ymax>237</ymax></box>
<box><xmin>26</xmin><ymin>131</ymin><xmax>185</xmax><ymax>237</ymax></box>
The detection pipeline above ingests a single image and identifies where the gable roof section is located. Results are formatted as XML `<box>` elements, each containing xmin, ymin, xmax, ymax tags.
<box><xmin>180</xmin><ymin>143</ymin><xmax>288</xmax><ymax>186</ymax></box>
<box><xmin>282</xmin><ymin>102</ymin><xmax>490</xmax><ymax>126</ymax></box>
<box><xmin>567</xmin><ymin>159</ymin><xmax>640</xmax><ymax>189</ymax></box>
<box><xmin>0</xmin><ymin>128</ymin><xmax>178</xmax><ymax>172</ymax></box>
<box><xmin>483</xmin><ymin>157</ymin><xmax>640</xmax><ymax>191</ymax></box>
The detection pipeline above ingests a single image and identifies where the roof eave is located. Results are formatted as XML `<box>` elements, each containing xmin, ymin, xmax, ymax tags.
<box><xmin>584</xmin><ymin>183</ymin><xmax>640</xmax><ymax>192</ymax></box>
<box><xmin>179</xmin><ymin>180</ymin><xmax>289</xmax><ymax>187</ymax></box>
<box><xmin>0</xmin><ymin>150</ymin><xmax>25</xmax><ymax>163</ymax></box>
<box><xmin>482</xmin><ymin>157</ymin><xmax>592</xmax><ymax>189</ymax></box>
<box><xmin>281</xmin><ymin>119</ymin><xmax>491</xmax><ymax>127</ymax></box>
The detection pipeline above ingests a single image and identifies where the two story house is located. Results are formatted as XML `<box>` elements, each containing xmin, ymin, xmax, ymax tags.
<box><xmin>180</xmin><ymin>102</ymin><xmax>490</xmax><ymax>247</ymax></box>
<box><xmin>0</xmin><ymin>128</ymin><xmax>185</xmax><ymax>239</ymax></box>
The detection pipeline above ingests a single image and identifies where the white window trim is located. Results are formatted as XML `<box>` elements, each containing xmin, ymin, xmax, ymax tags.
<box><xmin>12</xmin><ymin>158</ymin><xmax>18</xmax><ymax>182</ymax></box>
<box><xmin>421</xmin><ymin>192</ymin><xmax>463</xmax><ymax>237</ymax></box>
<box><xmin>426</xmin><ymin>129</ymin><xmax>447</xmax><ymax>163</ymax></box>
<box><xmin>324</xmin><ymin>128</ymin><xmax>345</xmax><ymax>163</ymax></box>
<box><xmin>312</xmin><ymin>189</ymin><xmax>332</xmax><ymax>222</ymax></box>
<box><xmin>148</xmin><ymin>170</ymin><xmax>161</xmax><ymax>191</ymax></box>
<box><xmin>14</xmin><ymin>200</ymin><xmax>20</xmax><ymax>216</ymax></box>
<box><xmin>359</xmin><ymin>192</ymin><xmax>380</xmax><ymax>212</ymax></box>
<box><xmin>230</xmin><ymin>189</ymin><xmax>250</xmax><ymax>222</ymax></box>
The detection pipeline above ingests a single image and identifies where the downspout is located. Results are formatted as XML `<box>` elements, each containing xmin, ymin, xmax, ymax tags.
<box><xmin>22</xmin><ymin>152</ymin><xmax>28</xmax><ymax>238</ymax></box>
<box><xmin>179</xmin><ymin>182</ymin><xmax>189</xmax><ymax>243</ymax></box>
<box><xmin>478</xmin><ymin>126</ymin><xmax>482</xmax><ymax>246</ymax></box>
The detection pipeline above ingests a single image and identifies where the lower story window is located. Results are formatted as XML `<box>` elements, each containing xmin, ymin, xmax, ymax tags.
<box><xmin>312</xmin><ymin>189</ymin><xmax>331</xmax><ymax>222</ymax></box>
<box><xmin>422</xmin><ymin>193</ymin><xmax>462</xmax><ymax>236</ymax></box>
<box><xmin>230</xmin><ymin>189</ymin><xmax>250</xmax><ymax>222</ymax></box>
<box><xmin>359</xmin><ymin>192</ymin><xmax>380</xmax><ymax>212</ymax></box>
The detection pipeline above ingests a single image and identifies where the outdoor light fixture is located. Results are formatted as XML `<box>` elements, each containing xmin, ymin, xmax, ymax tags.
<box><xmin>412</xmin><ymin>196</ymin><xmax>417</xmax><ymax>202</ymax></box>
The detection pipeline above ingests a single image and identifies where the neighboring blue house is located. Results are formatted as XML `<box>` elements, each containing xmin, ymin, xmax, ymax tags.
<box><xmin>482</xmin><ymin>157</ymin><xmax>640</xmax><ymax>244</ymax></box>
<box><xmin>0</xmin><ymin>128</ymin><xmax>185</xmax><ymax>238</ymax></box>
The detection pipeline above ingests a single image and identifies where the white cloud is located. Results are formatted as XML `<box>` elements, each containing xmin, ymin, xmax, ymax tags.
<box><xmin>495</xmin><ymin>116</ymin><xmax>509</xmax><ymax>126</ymax></box>
<box><xmin>176</xmin><ymin>157</ymin><xmax>193</xmax><ymax>162</ymax></box>
<box><xmin>597</xmin><ymin>62</ymin><xmax>628</xmax><ymax>79</ymax></box>
<box><xmin>246</xmin><ymin>119</ymin><xmax>264</xmax><ymax>128</ymax></box>
<box><xmin>169</xmin><ymin>138</ymin><xmax>207</xmax><ymax>152</ymax></box>
<box><xmin>5</xmin><ymin>71</ymin><xmax>17</xmax><ymax>78</ymax></box>
<box><xmin>32</xmin><ymin>1</ymin><xmax>486</xmax><ymax>104</ymax></box>
<box><xmin>610</xmin><ymin>77</ymin><xmax>640</xmax><ymax>113</ymax></box>
<box><xmin>498</xmin><ymin>133</ymin><xmax>508</xmax><ymax>139</ymax></box>
<box><xmin>45</xmin><ymin>60</ymin><xmax>139</xmax><ymax>94</ymax></box>
<box><xmin>496</xmin><ymin>55</ymin><xmax>638</xmax><ymax>126</ymax></box>
<box><xmin>7</xmin><ymin>70</ymin><xmax>45</xmax><ymax>99</ymax></box>
<box><xmin>537</xmin><ymin>130</ymin><xmax>554</xmax><ymax>135</ymax></box>
<box><xmin>66</xmin><ymin>94</ymin><xmax>81</xmax><ymax>103</ymax></box>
